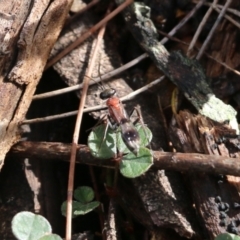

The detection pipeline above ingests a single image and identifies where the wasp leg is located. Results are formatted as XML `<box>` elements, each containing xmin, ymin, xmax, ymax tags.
<box><xmin>129</xmin><ymin>105</ymin><xmax>145</xmax><ymax>126</ymax></box>
<box><xmin>129</xmin><ymin>105</ymin><xmax>151</xmax><ymax>148</ymax></box>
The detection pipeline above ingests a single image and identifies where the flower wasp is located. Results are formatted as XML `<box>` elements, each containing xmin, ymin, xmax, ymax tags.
<box><xmin>99</xmin><ymin>87</ymin><xmax>141</xmax><ymax>155</ymax></box>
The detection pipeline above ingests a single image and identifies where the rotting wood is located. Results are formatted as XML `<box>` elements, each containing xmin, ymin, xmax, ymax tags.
<box><xmin>9</xmin><ymin>141</ymin><xmax>240</xmax><ymax>177</ymax></box>
<box><xmin>169</xmin><ymin>111</ymin><xmax>240</xmax><ymax>239</ymax></box>
<box><xmin>0</xmin><ymin>0</ymin><xmax>73</xmax><ymax>170</ymax></box>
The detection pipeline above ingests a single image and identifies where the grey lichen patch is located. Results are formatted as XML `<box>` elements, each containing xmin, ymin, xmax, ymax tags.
<box><xmin>200</xmin><ymin>94</ymin><xmax>238</xmax><ymax>134</ymax></box>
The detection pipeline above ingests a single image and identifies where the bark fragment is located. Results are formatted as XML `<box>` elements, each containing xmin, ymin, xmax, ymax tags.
<box><xmin>0</xmin><ymin>0</ymin><xmax>73</xmax><ymax>169</ymax></box>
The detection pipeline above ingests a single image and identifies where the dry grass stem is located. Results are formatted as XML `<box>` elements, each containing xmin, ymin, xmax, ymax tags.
<box><xmin>192</xmin><ymin>0</ymin><xmax>240</xmax><ymax>17</ymax></box>
<box><xmin>161</xmin><ymin>0</ymin><xmax>207</xmax><ymax>45</ymax></box>
<box><xmin>187</xmin><ymin>0</ymin><xmax>218</xmax><ymax>56</ymax></box>
<box><xmin>33</xmin><ymin>53</ymin><xmax>148</xmax><ymax>100</ymax></box>
<box><xmin>23</xmin><ymin>76</ymin><xmax>165</xmax><ymax>124</ymax></box>
<box><xmin>66</xmin><ymin>14</ymin><xmax>107</xmax><ymax>240</ymax></box>
<box><xmin>196</xmin><ymin>0</ymin><xmax>232</xmax><ymax>59</ymax></box>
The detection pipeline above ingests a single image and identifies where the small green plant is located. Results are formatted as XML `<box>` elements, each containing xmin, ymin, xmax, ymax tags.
<box><xmin>61</xmin><ymin>186</ymin><xmax>100</xmax><ymax>218</ymax></box>
<box><xmin>11</xmin><ymin>211</ymin><xmax>62</xmax><ymax>240</ymax></box>
<box><xmin>215</xmin><ymin>233</ymin><xmax>240</xmax><ymax>240</ymax></box>
<box><xmin>88</xmin><ymin>123</ymin><xmax>153</xmax><ymax>178</ymax></box>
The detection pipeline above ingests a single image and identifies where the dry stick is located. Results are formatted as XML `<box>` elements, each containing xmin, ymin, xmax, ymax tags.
<box><xmin>66</xmin><ymin>18</ymin><xmax>107</xmax><ymax>240</ymax></box>
<box><xmin>33</xmin><ymin>53</ymin><xmax>147</xmax><ymax>100</ymax></box>
<box><xmin>192</xmin><ymin>0</ymin><xmax>240</xmax><ymax>17</ymax></box>
<box><xmin>214</xmin><ymin>6</ymin><xmax>240</xmax><ymax>29</ymax></box>
<box><xmin>196</xmin><ymin>0</ymin><xmax>232</xmax><ymax>60</ymax></box>
<box><xmin>159</xmin><ymin>30</ymin><xmax>240</xmax><ymax>76</ymax></box>
<box><xmin>192</xmin><ymin>0</ymin><xmax>240</xmax><ymax>29</ymax></box>
<box><xmin>10</xmin><ymin>141</ymin><xmax>240</xmax><ymax>177</ymax></box>
<box><xmin>160</xmin><ymin>0</ymin><xmax>207</xmax><ymax>45</ymax></box>
<box><xmin>187</xmin><ymin>0</ymin><xmax>218</xmax><ymax>56</ymax></box>
<box><xmin>22</xmin><ymin>76</ymin><xmax>165</xmax><ymax>124</ymax></box>
<box><xmin>208</xmin><ymin>55</ymin><xmax>240</xmax><ymax>75</ymax></box>
<box><xmin>45</xmin><ymin>0</ymin><xmax>134</xmax><ymax>70</ymax></box>
<box><xmin>157</xmin><ymin>95</ymin><xmax>174</xmax><ymax>152</ymax></box>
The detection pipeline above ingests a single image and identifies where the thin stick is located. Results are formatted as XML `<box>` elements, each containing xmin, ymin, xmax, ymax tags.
<box><xmin>158</xmin><ymin>30</ymin><xmax>240</xmax><ymax>76</ymax></box>
<box><xmin>214</xmin><ymin>6</ymin><xmax>240</xmax><ymax>29</ymax></box>
<box><xmin>22</xmin><ymin>76</ymin><xmax>165</xmax><ymax>124</ymax></box>
<box><xmin>192</xmin><ymin>0</ymin><xmax>240</xmax><ymax>17</ymax></box>
<box><xmin>187</xmin><ymin>0</ymin><xmax>218</xmax><ymax>56</ymax></box>
<box><xmin>196</xmin><ymin>0</ymin><xmax>232</xmax><ymax>60</ymax></box>
<box><xmin>45</xmin><ymin>0</ymin><xmax>133</xmax><ymax>70</ymax></box>
<box><xmin>11</xmin><ymin>141</ymin><xmax>240</xmax><ymax>177</ymax></box>
<box><xmin>33</xmin><ymin>53</ymin><xmax>147</xmax><ymax>100</ymax></box>
<box><xmin>157</xmin><ymin>95</ymin><xmax>172</xmax><ymax>151</ymax></box>
<box><xmin>160</xmin><ymin>0</ymin><xmax>206</xmax><ymax>45</ymax></box>
<box><xmin>65</xmin><ymin>15</ymin><xmax>107</xmax><ymax>240</ymax></box>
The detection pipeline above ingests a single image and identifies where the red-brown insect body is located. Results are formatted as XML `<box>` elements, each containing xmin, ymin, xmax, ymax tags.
<box><xmin>100</xmin><ymin>89</ymin><xmax>140</xmax><ymax>155</ymax></box>
<box><xmin>106</xmin><ymin>96</ymin><xmax>128</xmax><ymax>124</ymax></box>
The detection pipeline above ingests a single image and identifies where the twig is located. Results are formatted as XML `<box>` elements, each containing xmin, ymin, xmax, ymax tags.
<box><xmin>33</xmin><ymin>53</ymin><xmax>148</xmax><ymax>100</ymax></box>
<box><xmin>192</xmin><ymin>0</ymin><xmax>240</xmax><ymax>29</ymax></box>
<box><xmin>160</xmin><ymin>0</ymin><xmax>207</xmax><ymax>45</ymax></box>
<box><xmin>196</xmin><ymin>0</ymin><xmax>232</xmax><ymax>60</ymax></box>
<box><xmin>22</xmin><ymin>76</ymin><xmax>164</xmax><ymax>124</ymax></box>
<box><xmin>214</xmin><ymin>6</ymin><xmax>240</xmax><ymax>29</ymax></box>
<box><xmin>45</xmin><ymin>0</ymin><xmax>134</xmax><ymax>69</ymax></box>
<box><xmin>187</xmin><ymin>0</ymin><xmax>218</xmax><ymax>56</ymax></box>
<box><xmin>65</xmin><ymin>11</ymin><xmax>107</xmax><ymax>240</ymax></box>
<box><xmin>157</xmin><ymin>95</ymin><xmax>173</xmax><ymax>151</ymax></box>
<box><xmin>10</xmin><ymin>141</ymin><xmax>240</xmax><ymax>177</ymax></box>
<box><xmin>192</xmin><ymin>0</ymin><xmax>240</xmax><ymax>17</ymax></box>
<box><xmin>158</xmin><ymin>30</ymin><xmax>240</xmax><ymax>76</ymax></box>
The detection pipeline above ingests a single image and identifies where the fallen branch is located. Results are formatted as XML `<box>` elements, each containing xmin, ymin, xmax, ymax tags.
<box><xmin>10</xmin><ymin>141</ymin><xmax>240</xmax><ymax>177</ymax></box>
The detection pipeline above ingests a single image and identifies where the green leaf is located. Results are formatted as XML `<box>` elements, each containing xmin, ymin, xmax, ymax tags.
<box><xmin>38</xmin><ymin>234</ymin><xmax>62</xmax><ymax>240</ymax></box>
<box><xmin>88</xmin><ymin>122</ymin><xmax>153</xmax><ymax>158</ymax></box>
<box><xmin>136</xmin><ymin>123</ymin><xmax>152</xmax><ymax>147</ymax></box>
<box><xmin>215</xmin><ymin>233</ymin><xmax>240</xmax><ymax>240</ymax></box>
<box><xmin>11</xmin><ymin>211</ymin><xmax>52</xmax><ymax>240</ymax></box>
<box><xmin>120</xmin><ymin>147</ymin><xmax>153</xmax><ymax>178</ymax></box>
<box><xmin>88</xmin><ymin>124</ymin><xmax>117</xmax><ymax>159</ymax></box>
<box><xmin>61</xmin><ymin>201</ymin><xmax>100</xmax><ymax>218</ymax></box>
<box><xmin>61</xmin><ymin>201</ymin><xmax>75</xmax><ymax>218</ymax></box>
<box><xmin>74</xmin><ymin>186</ymin><xmax>94</xmax><ymax>203</ymax></box>
<box><xmin>73</xmin><ymin>201</ymin><xmax>100</xmax><ymax>216</ymax></box>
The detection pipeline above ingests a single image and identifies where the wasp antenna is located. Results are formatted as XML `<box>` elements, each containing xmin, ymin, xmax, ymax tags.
<box><xmin>97</xmin><ymin>57</ymin><xmax>106</xmax><ymax>91</ymax></box>
<box><xmin>84</xmin><ymin>74</ymin><xmax>104</xmax><ymax>91</ymax></box>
